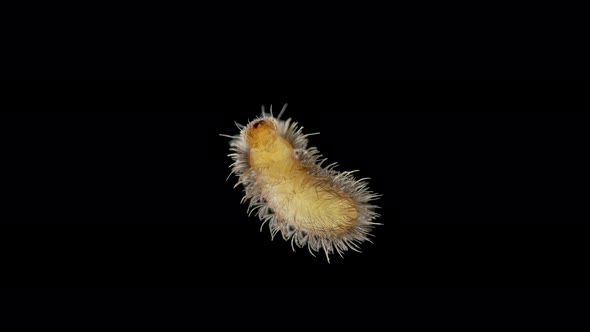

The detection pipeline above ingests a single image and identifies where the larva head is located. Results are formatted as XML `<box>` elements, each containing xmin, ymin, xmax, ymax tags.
<box><xmin>245</xmin><ymin>117</ymin><xmax>294</xmax><ymax>169</ymax></box>
<box><xmin>245</xmin><ymin>118</ymin><xmax>280</xmax><ymax>149</ymax></box>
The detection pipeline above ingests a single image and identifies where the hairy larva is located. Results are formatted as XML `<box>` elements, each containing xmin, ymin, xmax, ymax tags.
<box><xmin>222</xmin><ymin>104</ymin><xmax>381</xmax><ymax>262</ymax></box>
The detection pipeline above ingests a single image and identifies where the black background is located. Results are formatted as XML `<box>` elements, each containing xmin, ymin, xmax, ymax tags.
<box><xmin>2</xmin><ymin>2</ymin><xmax>589</xmax><ymax>326</ymax></box>
<box><xmin>1</xmin><ymin>81</ymin><xmax>588</xmax><ymax>290</ymax></box>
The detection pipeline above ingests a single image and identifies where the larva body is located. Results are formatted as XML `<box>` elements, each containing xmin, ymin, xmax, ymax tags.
<box><xmin>225</xmin><ymin>105</ymin><xmax>380</xmax><ymax>262</ymax></box>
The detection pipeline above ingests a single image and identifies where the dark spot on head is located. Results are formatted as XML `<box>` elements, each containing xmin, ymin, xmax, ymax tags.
<box><xmin>252</xmin><ymin>120</ymin><xmax>265</xmax><ymax>129</ymax></box>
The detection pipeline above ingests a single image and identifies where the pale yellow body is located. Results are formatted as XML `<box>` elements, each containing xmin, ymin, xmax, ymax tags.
<box><xmin>246</xmin><ymin>120</ymin><xmax>357</xmax><ymax>237</ymax></box>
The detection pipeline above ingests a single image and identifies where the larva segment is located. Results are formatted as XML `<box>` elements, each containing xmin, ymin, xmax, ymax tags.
<box><xmin>225</xmin><ymin>105</ymin><xmax>381</xmax><ymax>262</ymax></box>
